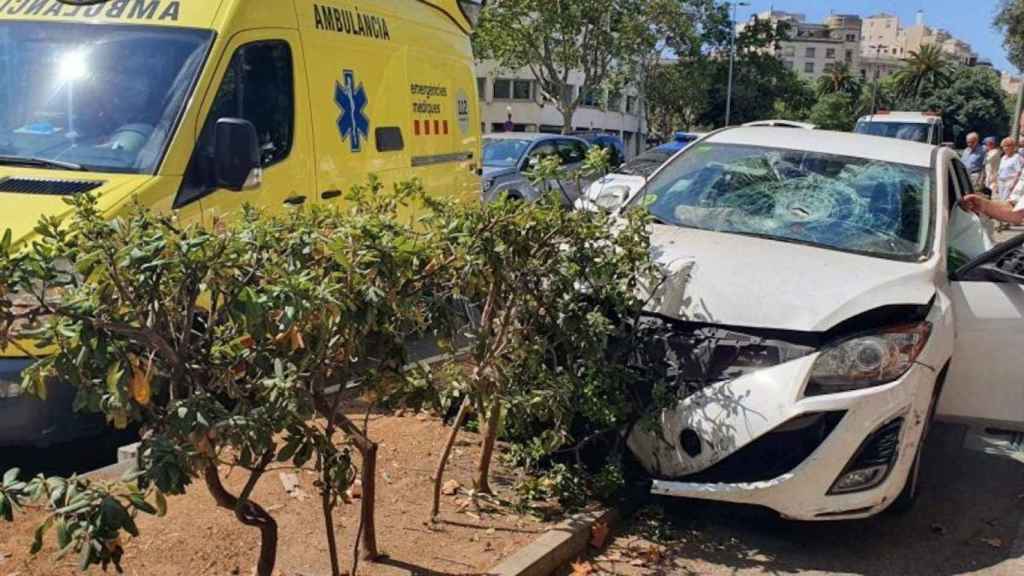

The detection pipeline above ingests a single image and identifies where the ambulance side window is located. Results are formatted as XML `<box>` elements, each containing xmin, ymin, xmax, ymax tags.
<box><xmin>176</xmin><ymin>40</ymin><xmax>294</xmax><ymax>207</ymax></box>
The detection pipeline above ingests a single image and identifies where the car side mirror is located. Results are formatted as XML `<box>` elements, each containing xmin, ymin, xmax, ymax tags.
<box><xmin>951</xmin><ymin>233</ymin><xmax>1024</xmax><ymax>282</ymax></box>
<box><xmin>214</xmin><ymin>118</ymin><xmax>262</xmax><ymax>192</ymax></box>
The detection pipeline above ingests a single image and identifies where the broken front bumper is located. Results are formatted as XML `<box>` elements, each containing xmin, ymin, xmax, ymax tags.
<box><xmin>628</xmin><ymin>354</ymin><xmax>936</xmax><ymax>520</ymax></box>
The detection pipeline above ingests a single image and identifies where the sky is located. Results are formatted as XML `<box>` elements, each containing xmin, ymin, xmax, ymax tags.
<box><xmin>740</xmin><ymin>1</ymin><xmax>1014</xmax><ymax>72</ymax></box>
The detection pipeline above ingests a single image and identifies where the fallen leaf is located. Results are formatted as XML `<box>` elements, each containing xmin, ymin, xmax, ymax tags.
<box><xmin>980</xmin><ymin>537</ymin><xmax>1003</xmax><ymax>548</ymax></box>
<box><xmin>347</xmin><ymin>480</ymin><xmax>363</xmax><ymax>499</ymax></box>
<box><xmin>442</xmin><ymin>479</ymin><xmax>461</xmax><ymax>496</ymax></box>
<box><xmin>570</xmin><ymin>560</ymin><xmax>594</xmax><ymax>576</ymax></box>
<box><xmin>591</xmin><ymin>520</ymin><xmax>610</xmax><ymax>548</ymax></box>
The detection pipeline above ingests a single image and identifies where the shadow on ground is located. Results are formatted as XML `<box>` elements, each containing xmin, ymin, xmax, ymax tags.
<box><xmin>0</xmin><ymin>427</ymin><xmax>137</xmax><ymax>479</ymax></box>
<box><xmin>591</xmin><ymin>423</ymin><xmax>1024</xmax><ymax>576</ymax></box>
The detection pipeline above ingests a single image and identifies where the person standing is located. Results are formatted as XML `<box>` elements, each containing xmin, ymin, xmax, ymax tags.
<box><xmin>961</xmin><ymin>132</ymin><xmax>986</xmax><ymax>193</ymax></box>
<box><xmin>996</xmin><ymin>137</ymin><xmax>1023</xmax><ymax>201</ymax></box>
<box><xmin>984</xmin><ymin>136</ymin><xmax>1001</xmax><ymax>196</ymax></box>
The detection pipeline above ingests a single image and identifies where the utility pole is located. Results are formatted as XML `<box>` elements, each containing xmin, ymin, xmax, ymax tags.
<box><xmin>724</xmin><ymin>1</ymin><xmax>750</xmax><ymax>127</ymax></box>
<box><xmin>869</xmin><ymin>44</ymin><xmax>882</xmax><ymax>116</ymax></box>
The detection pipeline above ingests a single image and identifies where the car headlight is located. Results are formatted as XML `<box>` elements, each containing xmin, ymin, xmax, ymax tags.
<box><xmin>806</xmin><ymin>322</ymin><xmax>931</xmax><ymax>396</ymax></box>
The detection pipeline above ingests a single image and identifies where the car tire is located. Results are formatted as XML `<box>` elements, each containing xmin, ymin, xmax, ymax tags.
<box><xmin>889</xmin><ymin>366</ymin><xmax>947</xmax><ymax>515</ymax></box>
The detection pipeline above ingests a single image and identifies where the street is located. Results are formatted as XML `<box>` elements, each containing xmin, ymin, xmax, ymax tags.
<box><xmin>590</xmin><ymin>423</ymin><xmax>1024</xmax><ymax>575</ymax></box>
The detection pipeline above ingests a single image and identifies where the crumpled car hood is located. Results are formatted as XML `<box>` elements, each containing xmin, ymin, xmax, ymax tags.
<box><xmin>647</xmin><ymin>225</ymin><xmax>937</xmax><ymax>332</ymax></box>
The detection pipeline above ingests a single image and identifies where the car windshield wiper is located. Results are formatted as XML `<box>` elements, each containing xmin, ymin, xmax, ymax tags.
<box><xmin>0</xmin><ymin>155</ymin><xmax>87</xmax><ymax>172</ymax></box>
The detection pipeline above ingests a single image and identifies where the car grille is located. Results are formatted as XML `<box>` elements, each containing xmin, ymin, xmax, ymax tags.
<box><xmin>0</xmin><ymin>177</ymin><xmax>103</xmax><ymax>196</ymax></box>
<box><xmin>674</xmin><ymin>411</ymin><xmax>846</xmax><ymax>484</ymax></box>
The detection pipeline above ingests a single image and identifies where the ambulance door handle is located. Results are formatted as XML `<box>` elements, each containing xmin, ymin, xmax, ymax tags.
<box><xmin>284</xmin><ymin>195</ymin><xmax>307</xmax><ymax>206</ymax></box>
<box><xmin>321</xmin><ymin>190</ymin><xmax>342</xmax><ymax>200</ymax></box>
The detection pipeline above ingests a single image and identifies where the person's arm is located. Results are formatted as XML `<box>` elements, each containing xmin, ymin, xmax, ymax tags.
<box><xmin>961</xmin><ymin>194</ymin><xmax>1024</xmax><ymax>225</ymax></box>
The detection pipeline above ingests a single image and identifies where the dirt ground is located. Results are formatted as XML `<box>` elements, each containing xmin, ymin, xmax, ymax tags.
<box><xmin>2</xmin><ymin>408</ymin><xmax>556</xmax><ymax>576</ymax></box>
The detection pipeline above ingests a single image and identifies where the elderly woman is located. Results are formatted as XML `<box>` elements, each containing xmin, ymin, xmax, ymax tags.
<box><xmin>984</xmin><ymin>136</ymin><xmax>1001</xmax><ymax>196</ymax></box>
<box><xmin>996</xmin><ymin>137</ymin><xmax>1023</xmax><ymax>201</ymax></box>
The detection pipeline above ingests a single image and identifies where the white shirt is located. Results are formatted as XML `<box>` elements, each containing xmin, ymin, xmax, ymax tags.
<box><xmin>997</xmin><ymin>154</ymin><xmax>1023</xmax><ymax>201</ymax></box>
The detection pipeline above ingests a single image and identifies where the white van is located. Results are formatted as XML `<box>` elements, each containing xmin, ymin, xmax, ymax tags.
<box><xmin>854</xmin><ymin>111</ymin><xmax>945</xmax><ymax>145</ymax></box>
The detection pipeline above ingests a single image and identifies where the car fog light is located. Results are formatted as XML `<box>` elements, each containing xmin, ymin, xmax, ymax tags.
<box><xmin>830</xmin><ymin>464</ymin><xmax>890</xmax><ymax>494</ymax></box>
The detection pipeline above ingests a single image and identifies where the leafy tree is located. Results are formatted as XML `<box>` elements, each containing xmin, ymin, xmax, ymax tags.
<box><xmin>816</xmin><ymin>61</ymin><xmax>862</xmax><ymax>100</ymax></box>
<box><xmin>921</xmin><ymin>66</ymin><xmax>1012</xmax><ymax>146</ymax></box>
<box><xmin>0</xmin><ymin>181</ymin><xmax>441</xmax><ymax>575</ymax></box>
<box><xmin>474</xmin><ymin>0</ymin><xmax>699</xmax><ymax>133</ymax></box>
<box><xmin>807</xmin><ymin>92</ymin><xmax>856</xmax><ymax>131</ymax></box>
<box><xmin>893</xmin><ymin>44</ymin><xmax>953</xmax><ymax>100</ymax></box>
<box><xmin>996</xmin><ymin>0</ymin><xmax>1024</xmax><ymax>71</ymax></box>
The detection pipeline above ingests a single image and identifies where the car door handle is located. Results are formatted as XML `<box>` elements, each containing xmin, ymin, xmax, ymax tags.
<box><xmin>321</xmin><ymin>190</ymin><xmax>342</xmax><ymax>200</ymax></box>
<box><xmin>284</xmin><ymin>195</ymin><xmax>307</xmax><ymax>206</ymax></box>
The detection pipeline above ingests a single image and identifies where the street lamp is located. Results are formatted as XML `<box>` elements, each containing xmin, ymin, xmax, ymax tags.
<box><xmin>724</xmin><ymin>1</ymin><xmax>750</xmax><ymax>127</ymax></box>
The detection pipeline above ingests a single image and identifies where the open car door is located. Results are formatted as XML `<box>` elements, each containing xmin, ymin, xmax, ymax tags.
<box><xmin>938</xmin><ymin>233</ymin><xmax>1024</xmax><ymax>431</ymax></box>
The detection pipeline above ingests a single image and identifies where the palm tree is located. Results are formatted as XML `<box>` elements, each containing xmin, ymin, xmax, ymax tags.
<box><xmin>893</xmin><ymin>44</ymin><xmax>953</xmax><ymax>100</ymax></box>
<box><xmin>815</xmin><ymin>61</ymin><xmax>861</xmax><ymax>100</ymax></box>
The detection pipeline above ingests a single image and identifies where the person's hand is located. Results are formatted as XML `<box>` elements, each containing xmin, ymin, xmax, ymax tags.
<box><xmin>959</xmin><ymin>194</ymin><xmax>986</xmax><ymax>214</ymax></box>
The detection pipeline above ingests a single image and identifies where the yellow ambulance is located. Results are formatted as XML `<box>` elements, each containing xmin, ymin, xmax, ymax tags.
<box><xmin>0</xmin><ymin>0</ymin><xmax>483</xmax><ymax>447</ymax></box>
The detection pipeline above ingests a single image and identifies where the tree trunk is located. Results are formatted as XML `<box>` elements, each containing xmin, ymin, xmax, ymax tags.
<box><xmin>431</xmin><ymin>398</ymin><xmax>471</xmax><ymax>520</ymax></box>
<box><xmin>560</xmin><ymin>105</ymin><xmax>576</xmax><ymax>134</ymax></box>
<box><xmin>203</xmin><ymin>463</ymin><xmax>278</xmax><ymax>576</ymax></box>
<box><xmin>319</xmin><ymin>454</ymin><xmax>342</xmax><ymax>576</ymax></box>
<box><xmin>475</xmin><ymin>399</ymin><xmax>502</xmax><ymax>494</ymax></box>
<box><xmin>314</xmin><ymin>397</ymin><xmax>380</xmax><ymax>561</ymax></box>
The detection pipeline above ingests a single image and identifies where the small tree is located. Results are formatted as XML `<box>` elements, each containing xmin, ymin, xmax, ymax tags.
<box><xmin>0</xmin><ymin>180</ymin><xmax>438</xmax><ymax>575</ymax></box>
<box><xmin>808</xmin><ymin>92</ymin><xmax>856</xmax><ymax>131</ymax></box>
<box><xmin>426</xmin><ymin>153</ymin><xmax>659</xmax><ymax>516</ymax></box>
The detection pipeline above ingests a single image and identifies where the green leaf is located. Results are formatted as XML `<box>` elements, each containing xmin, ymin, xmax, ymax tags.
<box><xmin>31</xmin><ymin>515</ymin><xmax>54</xmax><ymax>554</ymax></box>
<box><xmin>106</xmin><ymin>362</ymin><xmax>124</xmax><ymax>395</ymax></box>
<box><xmin>2</xmin><ymin>468</ymin><xmax>19</xmax><ymax>486</ymax></box>
<box><xmin>0</xmin><ymin>495</ymin><xmax>11</xmax><ymax>522</ymax></box>
<box><xmin>1</xmin><ymin>228</ymin><xmax>11</xmax><ymax>252</ymax></box>
<box><xmin>128</xmin><ymin>495</ymin><xmax>157</xmax><ymax>515</ymax></box>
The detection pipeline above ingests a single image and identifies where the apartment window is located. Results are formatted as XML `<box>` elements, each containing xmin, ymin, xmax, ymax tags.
<box><xmin>626</xmin><ymin>95</ymin><xmax>637</xmax><ymax>115</ymax></box>
<box><xmin>608</xmin><ymin>91</ymin><xmax>622</xmax><ymax>112</ymax></box>
<box><xmin>512</xmin><ymin>79</ymin><xmax>532</xmax><ymax>100</ymax></box>
<box><xmin>826</xmin><ymin>48</ymin><xmax>836</xmax><ymax>59</ymax></box>
<box><xmin>845</xmin><ymin>49</ymin><xmax>853</xmax><ymax>62</ymax></box>
<box><xmin>804</xmin><ymin>62</ymin><xmax>815</xmax><ymax>74</ymax></box>
<box><xmin>805</xmin><ymin>47</ymin><xmax>816</xmax><ymax>58</ymax></box>
<box><xmin>476</xmin><ymin>77</ymin><xmax>487</xmax><ymax>100</ymax></box>
<box><xmin>846</xmin><ymin>33</ymin><xmax>857</xmax><ymax>42</ymax></box>
<box><xmin>562</xmin><ymin>84</ymin><xmax>576</xmax><ymax>104</ymax></box>
<box><xmin>581</xmin><ymin>88</ymin><xmax>601</xmax><ymax>108</ymax></box>
<box><xmin>783</xmin><ymin>46</ymin><xmax>795</xmax><ymax>58</ymax></box>
<box><xmin>784</xmin><ymin>59</ymin><xmax>795</xmax><ymax>69</ymax></box>
<box><xmin>492</xmin><ymin>78</ymin><xmax>511</xmax><ymax>99</ymax></box>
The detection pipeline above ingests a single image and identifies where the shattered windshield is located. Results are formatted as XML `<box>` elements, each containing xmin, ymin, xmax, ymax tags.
<box><xmin>636</xmin><ymin>143</ymin><xmax>933</xmax><ymax>260</ymax></box>
<box><xmin>854</xmin><ymin>121</ymin><xmax>932</xmax><ymax>143</ymax></box>
<box><xmin>0</xmin><ymin>22</ymin><xmax>213</xmax><ymax>174</ymax></box>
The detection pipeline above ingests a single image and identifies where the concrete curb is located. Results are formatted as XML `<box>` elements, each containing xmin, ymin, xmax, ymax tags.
<box><xmin>81</xmin><ymin>442</ymin><xmax>138</xmax><ymax>479</ymax></box>
<box><xmin>488</xmin><ymin>507</ymin><xmax>620</xmax><ymax>576</ymax></box>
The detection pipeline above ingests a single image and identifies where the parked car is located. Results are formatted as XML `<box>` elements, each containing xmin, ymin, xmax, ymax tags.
<box><xmin>744</xmin><ymin>119</ymin><xmax>817</xmax><ymax>129</ymax></box>
<box><xmin>604</xmin><ymin>127</ymin><xmax>1020</xmax><ymax>520</ymax></box>
<box><xmin>0</xmin><ymin>0</ymin><xmax>484</xmax><ymax>447</ymax></box>
<box><xmin>481</xmin><ymin>133</ymin><xmax>592</xmax><ymax>204</ymax></box>
<box><xmin>854</xmin><ymin>111</ymin><xmax>944</xmax><ymax>145</ymax></box>
<box><xmin>573</xmin><ymin>132</ymin><xmax>626</xmax><ymax>168</ymax></box>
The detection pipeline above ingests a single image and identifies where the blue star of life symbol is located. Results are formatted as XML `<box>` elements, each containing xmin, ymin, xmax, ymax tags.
<box><xmin>335</xmin><ymin>69</ymin><xmax>369</xmax><ymax>152</ymax></box>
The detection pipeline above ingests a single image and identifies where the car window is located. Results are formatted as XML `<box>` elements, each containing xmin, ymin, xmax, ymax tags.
<box><xmin>528</xmin><ymin>141</ymin><xmax>558</xmax><ymax>162</ymax></box>
<box><xmin>177</xmin><ymin>40</ymin><xmax>294</xmax><ymax>206</ymax></box>
<box><xmin>950</xmin><ymin>160</ymin><xmax>972</xmax><ymax>210</ymax></box>
<box><xmin>635</xmin><ymin>142</ymin><xmax>933</xmax><ymax>261</ymax></box>
<box><xmin>557</xmin><ymin>139</ymin><xmax>586</xmax><ymax>165</ymax></box>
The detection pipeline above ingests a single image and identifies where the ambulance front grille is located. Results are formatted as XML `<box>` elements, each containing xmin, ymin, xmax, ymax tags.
<box><xmin>0</xmin><ymin>177</ymin><xmax>103</xmax><ymax>196</ymax></box>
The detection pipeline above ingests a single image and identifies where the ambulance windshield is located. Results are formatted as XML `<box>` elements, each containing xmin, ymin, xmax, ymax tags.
<box><xmin>0</xmin><ymin>22</ymin><xmax>213</xmax><ymax>174</ymax></box>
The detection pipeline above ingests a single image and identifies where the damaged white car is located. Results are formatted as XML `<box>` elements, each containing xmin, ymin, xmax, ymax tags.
<box><xmin>615</xmin><ymin>127</ymin><xmax>1022</xmax><ymax>520</ymax></box>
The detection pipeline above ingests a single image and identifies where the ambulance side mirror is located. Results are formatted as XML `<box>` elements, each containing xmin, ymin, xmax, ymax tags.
<box><xmin>214</xmin><ymin>118</ymin><xmax>262</xmax><ymax>192</ymax></box>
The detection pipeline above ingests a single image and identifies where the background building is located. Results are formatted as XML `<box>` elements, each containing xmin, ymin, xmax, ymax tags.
<box><xmin>474</xmin><ymin>60</ymin><xmax>647</xmax><ymax>157</ymax></box>
<box><xmin>743</xmin><ymin>10</ymin><xmax>862</xmax><ymax>80</ymax></box>
<box><xmin>862</xmin><ymin>11</ymin><xmax>977</xmax><ymax>65</ymax></box>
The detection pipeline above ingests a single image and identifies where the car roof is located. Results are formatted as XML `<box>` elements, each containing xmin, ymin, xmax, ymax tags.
<box><xmin>483</xmin><ymin>132</ymin><xmax>583</xmax><ymax>142</ymax></box>
<box><xmin>743</xmin><ymin>120</ymin><xmax>817</xmax><ymax>129</ymax></box>
<box><xmin>705</xmin><ymin>127</ymin><xmax>935</xmax><ymax>168</ymax></box>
